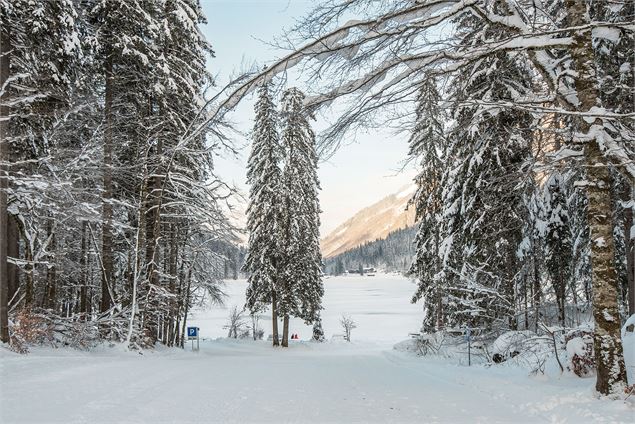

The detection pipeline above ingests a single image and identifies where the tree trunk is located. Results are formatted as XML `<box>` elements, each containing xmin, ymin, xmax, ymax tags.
<box><xmin>23</xmin><ymin>235</ymin><xmax>33</xmax><ymax>307</ymax></box>
<box><xmin>586</xmin><ymin>139</ymin><xmax>628</xmax><ymax>394</ymax></box>
<box><xmin>7</xmin><ymin>214</ymin><xmax>18</xmax><ymax>303</ymax></box>
<box><xmin>180</xmin><ymin>267</ymin><xmax>193</xmax><ymax>348</ymax></box>
<box><xmin>625</xmin><ymin>189</ymin><xmax>634</xmax><ymax>316</ymax></box>
<box><xmin>281</xmin><ymin>315</ymin><xmax>289</xmax><ymax>347</ymax></box>
<box><xmin>44</xmin><ymin>218</ymin><xmax>56</xmax><ymax>310</ymax></box>
<box><xmin>0</xmin><ymin>27</ymin><xmax>10</xmax><ymax>343</ymax></box>
<box><xmin>79</xmin><ymin>222</ymin><xmax>88</xmax><ymax>316</ymax></box>
<box><xmin>564</xmin><ymin>0</ymin><xmax>627</xmax><ymax>395</ymax></box>
<box><xmin>143</xmin><ymin>146</ymin><xmax>162</xmax><ymax>344</ymax></box>
<box><xmin>271</xmin><ymin>291</ymin><xmax>279</xmax><ymax>346</ymax></box>
<box><xmin>101</xmin><ymin>51</ymin><xmax>114</xmax><ymax>313</ymax></box>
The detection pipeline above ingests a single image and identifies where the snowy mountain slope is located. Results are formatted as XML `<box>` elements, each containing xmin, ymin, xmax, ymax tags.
<box><xmin>321</xmin><ymin>185</ymin><xmax>416</xmax><ymax>258</ymax></box>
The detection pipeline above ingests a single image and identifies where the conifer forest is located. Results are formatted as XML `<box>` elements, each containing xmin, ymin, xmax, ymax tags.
<box><xmin>1</xmin><ymin>1</ymin><xmax>635</xmax><ymax>423</ymax></box>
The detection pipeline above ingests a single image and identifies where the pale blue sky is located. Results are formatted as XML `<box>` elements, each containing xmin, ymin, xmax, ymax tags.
<box><xmin>200</xmin><ymin>0</ymin><xmax>416</xmax><ymax>234</ymax></box>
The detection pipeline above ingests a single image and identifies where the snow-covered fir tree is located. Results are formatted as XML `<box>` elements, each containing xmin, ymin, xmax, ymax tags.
<box><xmin>243</xmin><ymin>80</ymin><xmax>285</xmax><ymax>346</ymax></box>
<box><xmin>279</xmin><ymin>87</ymin><xmax>323</xmax><ymax>347</ymax></box>
<box><xmin>542</xmin><ymin>172</ymin><xmax>574</xmax><ymax>326</ymax></box>
<box><xmin>408</xmin><ymin>78</ymin><xmax>446</xmax><ymax>334</ymax></box>
<box><xmin>436</xmin><ymin>11</ymin><xmax>535</xmax><ymax>333</ymax></box>
<box><xmin>312</xmin><ymin>315</ymin><xmax>325</xmax><ymax>342</ymax></box>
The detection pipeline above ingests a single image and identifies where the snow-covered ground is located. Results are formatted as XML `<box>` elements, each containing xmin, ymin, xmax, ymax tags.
<box><xmin>189</xmin><ymin>273</ymin><xmax>423</xmax><ymax>343</ymax></box>
<box><xmin>1</xmin><ymin>274</ymin><xmax>633</xmax><ymax>423</ymax></box>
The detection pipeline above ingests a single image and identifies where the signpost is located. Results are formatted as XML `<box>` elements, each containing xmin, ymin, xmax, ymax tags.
<box><xmin>187</xmin><ymin>326</ymin><xmax>199</xmax><ymax>351</ymax></box>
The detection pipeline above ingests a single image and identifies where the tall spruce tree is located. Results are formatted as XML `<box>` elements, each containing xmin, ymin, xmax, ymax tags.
<box><xmin>409</xmin><ymin>78</ymin><xmax>446</xmax><ymax>333</ymax></box>
<box><xmin>279</xmin><ymin>87</ymin><xmax>323</xmax><ymax>347</ymax></box>
<box><xmin>244</xmin><ymin>81</ymin><xmax>284</xmax><ymax>346</ymax></box>
<box><xmin>542</xmin><ymin>172</ymin><xmax>574</xmax><ymax>326</ymax></box>
<box><xmin>437</xmin><ymin>12</ymin><xmax>534</xmax><ymax>332</ymax></box>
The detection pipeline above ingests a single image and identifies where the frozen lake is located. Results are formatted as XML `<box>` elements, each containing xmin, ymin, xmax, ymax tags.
<box><xmin>189</xmin><ymin>273</ymin><xmax>424</xmax><ymax>345</ymax></box>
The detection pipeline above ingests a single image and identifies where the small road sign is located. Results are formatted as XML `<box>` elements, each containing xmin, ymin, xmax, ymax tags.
<box><xmin>187</xmin><ymin>327</ymin><xmax>199</xmax><ymax>339</ymax></box>
<box><xmin>187</xmin><ymin>327</ymin><xmax>200</xmax><ymax>351</ymax></box>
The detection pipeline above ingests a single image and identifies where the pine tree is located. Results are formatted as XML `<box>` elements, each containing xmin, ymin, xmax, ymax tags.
<box><xmin>437</xmin><ymin>11</ymin><xmax>534</xmax><ymax>333</ymax></box>
<box><xmin>542</xmin><ymin>172</ymin><xmax>574</xmax><ymax>326</ymax></box>
<box><xmin>312</xmin><ymin>315</ymin><xmax>325</xmax><ymax>342</ymax></box>
<box><xmin>243</xmin><ymin>80</ymin><xmax>284</xmax><ymax>346</ymax></box>
<box><xmin>279</xmin><ymin>87</ymin><xmax>323</xmax><ymax>347</ymax></box>
<box><xmin>409</xmin><ymin>78</ymin><xmax>445</xmax><ymax>333</ymax></box>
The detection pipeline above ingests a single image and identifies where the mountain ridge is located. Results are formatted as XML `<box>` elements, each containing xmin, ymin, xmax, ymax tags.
<box><xmin>320</xmin><ymin>185</ymin><xmax>416</xmax><ymax>258</ymax></box>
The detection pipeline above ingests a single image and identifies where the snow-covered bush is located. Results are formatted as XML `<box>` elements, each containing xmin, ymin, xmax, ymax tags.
<box><xmin>224</xmin><ymin>306</ymin><xmax>250</xmax><ymax>339</ymax></box>
<box><xmin>9</xmin><ymin>309</ymin><xmax>103</xmax><ymax>353</ymax></box>
<box><xmin>58</xmin><ymin>319</ymin><xmax>100</xmax><ymax>351</ymax></box>
<box><xmin>414</xmin><ymin>334</ymin><xmax>439</xmax><ymax>356</ymax></box>
<box><xmin>340</xmin><ymin>315</ymin><xmax>356</xmax><ymax>342</ymax></box>
<box><xmin>393</xmin><ymin>332</ymin><xmax>453</xmax><ymax>357</ymax></box>
<box><xmin>9</xmin><ymin>309</ymin><xmax>54</xmax><ymax>353</ymax></box>
<box><xmin>565</xmin><ymin>326</ymin><xmax>595</xmax><ymax>377</ymax></box>
<box><xmin>413</xmin><ymin>333</ymin><xmax>448</xmax><ymax>356</ymax></box>
<box><xmin>312</xmin><ymin>317</ymin><xmax>325</xmax><ymax>342</ymax></box>
<box><xmin>490</xmin><ymin>331</ymin><xmax>554</xmax><ymax>374</ymax></box>
<box><xmin>491</xmin><ymin>331</ymin><xmax>535</xmax><ymax>363</ymax></box>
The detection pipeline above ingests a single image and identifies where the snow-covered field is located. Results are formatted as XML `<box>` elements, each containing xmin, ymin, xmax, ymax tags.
<box><xmin>1</xmin><ymin>275</ymin><xmax>633</xmax><ymax>423</ymax></box>
<box><xmin>189</xmin><ymin>273</ymin><xmax>423</xmax><ymax>343</ymax></box>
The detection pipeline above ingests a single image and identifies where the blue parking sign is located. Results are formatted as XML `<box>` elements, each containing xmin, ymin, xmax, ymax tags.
<box><xmin>187</xmin><ymin>327</ymin><xmax>198</xmax><ymax>338</ymax></box>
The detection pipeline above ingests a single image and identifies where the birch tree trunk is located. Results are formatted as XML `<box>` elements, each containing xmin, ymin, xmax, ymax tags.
<box><xmin>564</xmin><ymin>0</ymin><xmax>627</xmax><ymax>395</ymax></box>
<box><xmin>0</xmin><ymin>26</ymin><xmax>10</xmax><ymax>343</ymax></box>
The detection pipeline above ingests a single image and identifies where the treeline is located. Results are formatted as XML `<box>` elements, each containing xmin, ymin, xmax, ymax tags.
<box><xmin>324</xmin><ymin>226</ymin><xmax>416</xmax><ymax>275</ymax></box>
<box><xmin>0</xmin><ymin>0</ymin><xmax>235</xmax><ymax>350</ymax></box>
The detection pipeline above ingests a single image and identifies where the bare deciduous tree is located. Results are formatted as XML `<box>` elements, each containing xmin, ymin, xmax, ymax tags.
<box><xmin>340</xmin><ymin>314</ymin><xmax>356</xmax><ymax>342</ymax></box>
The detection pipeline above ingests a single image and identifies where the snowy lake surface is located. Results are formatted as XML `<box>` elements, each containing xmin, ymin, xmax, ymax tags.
<box><xmin>2</xmin><ymin>273</ymin><xmax>634</xmax><ymax>423</ymax></box>
<box><xmin>189</xmin><ymin>273</ymin><xmax>423</xmax><ymax>344</ymax></box>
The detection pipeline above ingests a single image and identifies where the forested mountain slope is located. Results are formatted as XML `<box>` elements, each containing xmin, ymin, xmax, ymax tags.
<box><xmin>323</xmin><ymin>226</ymin><xmax>416</xmax><ymax>275</ymax></box>
<box><xmin>321</xmin><ymin>186</ymin><xmax>416</xmax><ymax>258</ymax></box>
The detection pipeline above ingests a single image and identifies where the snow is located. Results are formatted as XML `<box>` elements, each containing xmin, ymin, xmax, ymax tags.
<box><xmin>592</xmin><ymin>27</ymin><xmax>621</xmax><ymax>44</ymax></box>
<box><xmin>622</xmin><ymin>315</ymin><xmax>635</xmax><ymax>383</ymax></box>
<box><xmin>190</xmin><ymin>274</ymin><xmax>423</xmax><ymax>344</ymax></box>
<box><xmin>396</xmin><ymin>184</ymin><xmax>417</xmax><ymax>199</ymax></box>
<box><xmin>566</xmin><ymin>337</ymin><xmax>589</xmax><ymax>358</ymax></box>
<box><xmin>491</xmin><ymin>330</ymin><xmax>536</xmax><ymax>355</ymax></box>
<box><xmin>2</xmin><ymin>275</ymin><xmax>634</xmax><ymax>423</ymax></box>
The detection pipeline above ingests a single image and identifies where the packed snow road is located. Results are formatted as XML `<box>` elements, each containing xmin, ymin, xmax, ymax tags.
<box><xmin>1</xmin><ymin>339</ymin><xmax>632</xmax><ymax>423</ymax></box>
<box><xmin>1</xmin><ymin>275</ymin><xmax>633</xmax><ymax>423</ymax></box>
